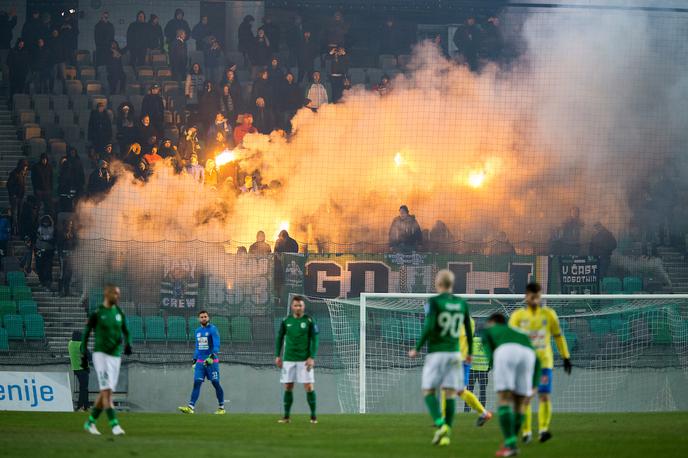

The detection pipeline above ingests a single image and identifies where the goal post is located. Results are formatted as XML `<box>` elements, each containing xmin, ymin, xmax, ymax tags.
<box><xmin>324</xmin><ymin>293</ymin><xmax>688</xmax><ymax>414</ymax></box>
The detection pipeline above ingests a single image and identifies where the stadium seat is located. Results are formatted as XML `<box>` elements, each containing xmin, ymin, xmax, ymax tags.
<box><xmin>85</xmin><ymin>81</ymin><xmax>103</xmax><ymax>96</ymax></box>
<box><xmin>11</xmin><ymin>287</ymin><xmax>33</xmax><ymax>301</ymax></box>
<box><xmin>145</xmin><ymin>316</ymin><xmax>166</xmax><ymax>341</ymax></box>
<box><xmin>62</xmin><ymin>125</ymin><xmax>81</xmax><ymax>144</ymax></box>
<box><xmin>88</xmin><ymin>288</ymin><xmax>102</xmax><ymax>313</ymax></box>
<box><xmin>16</xmin><ymin>109</ymin><xmax>36</xmax><ymax>126</ymax></box>
<box><xmin>379</xmin><ymin>54</ymin><xmax>398</xmax><ymax>69</ymax></box>
<box><xmin>79</xmin><ymin>66</ymin><xmax>96</xmax><ymax>81</ymax></box>
<box><xmin>137</xmin><ymin>67</ymin><xmax>155</xmax><ymax>81</ymax></box>
<box><xmin>401</xmin><ymin>315</ymin><xmax>421</xmax><ymax>341</ymax></box>
<box><xmin>397</xmin><ymin>54</ymin><xmax>412</xmax><ymax>67</ymax></box>
<box><xmin>13</xmin><ymin>93</ymin><xmax>31</xmax><ymax>110</ymax></box>
<box><xmin>65</xmin><ymin>80</ymin><xmax>83</xmax><ymax>95</ymax></box>
<box><xmin>230</xmin><ymin>317</ymin><xmax>252</xmax><ymax>343</ymax></box>
<box><xmin>18</xmin><ymin>301</ymin><xmax>38</xmax><ymax>315</ymax></box>
<box><xmin>623</xmin><ymin>276</ymin><xmax>643</xmax><ymax>293</ymax></box>
<box><xmin>33</xmin><ymin>94</ymin><xmax>51</xmax><ymax>111</ymax></box>
<box><xmin>380</xmin><ymin>317</ymin><xmax>402</xmax><ymax>342</ymax></box>
<box><xmin>28</xmin><ymin>138</ymin><xmax>47</xmax><ymax>157</ymax></box>
<box><xmin>6</xmin><ymin>271</ymin><xmax>26</xmax><ymax>288</ymax></box>
<box><xmin>126</xmin><ymin>82</ymin><xmax>142</xmax><ymax>96</ymax></box>
<box><xmin>127</xmin><ymin>315</ymin><xmax>144</xmax><ymax>342</ymax></box>
<box><xmin>601</xmin><ymin>277</ymin><xmax>623</xmax><ymax>294</ymax></box>
<box><xmin>23</xmin><ymin>123</ymin><xmax>41</xmax><ymax>140</ymax></box>
<box><xmin>0</xmin><ymin>328</ymin><xmax>8</xmax><ymax>350</ymax></box>
<box><xmin>90</xmin><ymin>95</ymin><xmax>108</xmax><ymax>110</ymax></box>
<box><xmin>0</xmin><ymin>286</ymin><xmax>11</xmax><ymax>301</ymax></box>
<box><xmin>49</xmin><ymin>139</ymin><xmax>67</xmax><ymax>157</ymax></box>
<box><xmin>150</xmin><ymin>53</ymin><xmax>168</xmax><ymax>68</ymax></box>
<box><xmin>70</xmin><ymin>94</ymin><xmax>89</xmax><ymax>111</ymax></box>
<box><xmin>187</xmin><ymin>316</ymin><xmax>199</xmax><ymax>340</ymax></box>
<box><xmin>76</xmin><ymin>50</ymin><xmax>91</xmax><ymax>66</ymax></box>
<box><xmin>64</xmin><ymin>65</ymin><xmax>77</xmax><ymax>80</ymax></box>
<box><xmin>0</xmin><ymin>300</ymin><xmax>16</xmax><ymax>319</ymax></box>
<box><xmin>156</xmin><ymin>68</ymin><xmax>172</xmax><ymax>80</ymax></box>
<box><xmin>3</xmin><ymin>314</ymin><xmax>23</xmax><ymax>339</ymax></box>
<box><xmin>57</xmin><ymin>109</ymin><xmax>76</xmax><ymax>125</ymax></box>
<box><xmin>24</xmin><ymin>314</ymin><xmax>45</xmax><ymax>340</ymax></box>
<box><xmin>162</xmin><ymin>81</ymin><xmax>180</xmax><ymax>96</ymax></box>
<box><xmin>42</xmin><ymin>123</ymin><xmax>62</xmax><ymax>140</ymax></box>
<box><xmin>167</xmin><ymin>316</ymin><xmax>187</xmax><ymax>342</ymax></box>
<box><xmin>589</xmin><ymin>318</ymin><xmax>611</xmax><ymax>335</ymax></box>
<box><xmin>52</xmin><ymin>94</ymin><xmax>70</xmax><ymax>111</ymax></box>
<box><xmin>214</xmin><ymin>316</ymin><xmax>231</xmax><ymax>342</ymax></box>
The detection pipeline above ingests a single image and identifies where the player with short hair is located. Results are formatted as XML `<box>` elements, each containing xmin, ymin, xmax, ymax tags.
<box><xmin>81</xmin><ymin>284</ymin><xmax>132</xmax><ymax>435</ymax></box>
<box><xmin>275</xmin><ymin>295</ymin><xmax>320</xmax><ymax>423</ymax></box>
<box><xmin>409</xmin><ymin>270</ymin><xmax>472</xmax><ymax>447</ymax></box>
<box><xmin>509</xmin><ymin>282</ymin><xmax>572</xmax><ymax>443</ymax></box>
<box><xmin>482</xmin><ymin>312</ymin><xmax>540</xmax><ymax>457</ymax></box>
<box><xmin>178</xmin><ymin>310</ymin><xmax>226</xmax><ymax>414</ymax></box>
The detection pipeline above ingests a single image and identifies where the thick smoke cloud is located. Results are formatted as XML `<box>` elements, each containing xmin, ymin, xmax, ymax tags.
<box><xmin>76</xmin><ymin>8</ymin><xmax>688</xmax><ymax>252</ymax></box>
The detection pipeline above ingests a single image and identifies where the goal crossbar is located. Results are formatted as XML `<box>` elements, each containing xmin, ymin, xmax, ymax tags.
<box><xmin>356</xmin><ymin>293</ymin><xmax>688</xmax><ymax>413</ymax></box>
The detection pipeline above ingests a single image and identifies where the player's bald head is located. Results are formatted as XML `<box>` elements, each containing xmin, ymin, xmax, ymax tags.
<box><xmin>103</xmin><ymin>284</ymin><xmax>120</xmax><ymax>305</ymax></box>
<box><xmin>435</xmin><ymin>269</ymin><xmax>454</xmax><ymax>292</ymax></box>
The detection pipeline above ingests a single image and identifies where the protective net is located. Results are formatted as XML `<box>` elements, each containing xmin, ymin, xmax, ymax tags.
<box><xmin>324</xmin><ymin>294</ymin><xmax>688</xmax><ymax>413</ymax></box>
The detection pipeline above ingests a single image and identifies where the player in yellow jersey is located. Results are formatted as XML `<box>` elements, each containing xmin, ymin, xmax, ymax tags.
<box><xmin>509</xmin><ymin>282</ymin><xmax>572</xmax><ymax>444</ymax></box>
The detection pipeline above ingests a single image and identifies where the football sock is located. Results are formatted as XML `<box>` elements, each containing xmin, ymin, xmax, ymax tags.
<box><xmin>523</xmin><ymin>404</ymin><xmax>532</xmax><ymax>434</ymax></box>
<box><xmin>444</xmin><ymin>397</ymin><xmax>456</xmax><ymax>427</ymax></box>
<box><xmin>460</xmin><ymin>390</ymin><xmax>486</xmax><ymax>414</ymax></box>
<box><xmin>211</xmin><ymin>380</ymin><xmax>224</xmax><ymax>407</ymax></box>
<box><xmin>283</xmin><ymin>390</ymin><xmax>294</xmax><ymax>418</ymax></box>
<box><xmin>539</xmin><ymin>399</ymin><xmax>552</xmax><ymax>432</ymax></box>
<box><xmin>88</xmin><ymin>407</ymin><xmax>102</xmax><ymax>424</ymax></box>
<box><xmin>424</xmin><ymin>393</ymin><xmax>444</xmax><ymax>427</ymax></box>
<box><xmin>498</xmin><ymin>405</ymin><xmax>516</xmax><ymax>448</ymax></box>
<box><xmin>514</xmin><ymin>411</ymin><xmax>525</xmax><ymax>436</ymax></box>
<box><xmin>189</xmin><ymin>379</ymin><xmax>203</xmax><ymax>406</ymax></box>
<box><xmin>306</xmin><ymin>391</ymin><xmax>317</xmax><ymax>417</ymax></box>
<box><xmin>106</xmin><ymin>408</ymin><xmax>119</xmax><ymax>427</ymax></box>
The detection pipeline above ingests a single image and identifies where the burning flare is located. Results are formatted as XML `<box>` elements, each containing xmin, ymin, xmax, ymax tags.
<box><xmin>215</xmin><ymin>150</ymin><xmax>236</xmax><ymax>167</ymax></box>
<box><xmin>467</xmin><ymin>169</ymin><xmax>486</xmax><ymax>189</ymax></box>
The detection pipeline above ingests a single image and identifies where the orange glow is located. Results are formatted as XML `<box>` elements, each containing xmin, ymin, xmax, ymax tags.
<box><xmin>274</xmin><ymin>220</ymin><xmax>290</xmax><ymax>241</ymax></box>
<box><xmin>215</xmin><ymin>150</ymin><xmax>236</xmax><ymax>167</ymax></box>
<box><xmin>467</xmin><ymin>169</ymin><xmax>486</xmax><ymax>188</ymax></box>
<box><xmin>394</xmin><ymin>152</ymin><xmax>404</xmax><ymax>167</ymax></box>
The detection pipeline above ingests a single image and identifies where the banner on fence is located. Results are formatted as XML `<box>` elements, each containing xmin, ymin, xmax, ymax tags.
<box><xmin>0</xmin><ymin>371</ymin><xmax>73</xmax><ymax>411</ymax></box>
<box><xmin>554</xmin><ymin>256</ymin><xmax>601</xmax><ymax>294</ymax></box>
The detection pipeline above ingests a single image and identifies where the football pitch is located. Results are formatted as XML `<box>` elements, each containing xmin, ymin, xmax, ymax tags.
<box><xmin>1</xmin><ymin>412</ymin><xmax>687</xmax><ymax>457</ymax></box>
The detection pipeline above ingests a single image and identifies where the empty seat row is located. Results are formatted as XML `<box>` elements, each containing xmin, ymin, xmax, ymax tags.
<box><xmin>601</xmin><ymin>276</ymin><xmax>643</xmax><ymax>294</ymax></box>
<box><xmin>0</xmin><ymin>285</ymin><xmax>33</xmax><ymax>301</ymax></box>
<box><xmin>0</xmin><ymin>300</ymin><xmax>38</xmax><ymax>318</ymax></box>
<box><xmin>2</xmin><ymin>314</ymin><xmax>45</xmax><ymax>340</ymax></box>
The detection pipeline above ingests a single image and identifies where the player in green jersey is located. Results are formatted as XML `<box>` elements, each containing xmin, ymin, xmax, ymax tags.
<box><xmin>409</xmin><ymin>270</ymin><xmax>472</xmax><ymax>447</ymax></box>
<box><xmin>275</xmin><ymin>295</ymin><xmax>320</xmax><ymax>423</ymax></box>
<box><xmin>482</xmin><ymin>313</ymin><xmax>541</xmax><ymax>457</ymax></box>
<box><xmin>81</xmin><ymin>284</ymin><xmax>132</xmax><ymax>436</ymax></box>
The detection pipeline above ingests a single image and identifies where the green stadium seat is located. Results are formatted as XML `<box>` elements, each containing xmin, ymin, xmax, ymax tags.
<box><xmin>315</xmin><ymin>316</ymin><xmax>333</xmax><ymax>343</ymax></box>
<box><xmin>601</xmin><ymin>277</ymin><xmax>622</xmax><ymax>294</ymax></box>
<box><xmin>126</xmin><ymin>316</ymin><xmax>144</xmax><ymax>342</ymax></box>
<box><xmin>0</xmin><ymin>328</ymin><xmax>8</xmax><ymax>350</ymax></box>
<box><xmin>0</xmin><ymin>286</ymin><xmax>11</xmax><ymax>301</ymax></box>
<box><xmin>623</xmin><ymin>276</ymin><xmax>643</xmax><ymax>293</ymax></box>
<box><xmin>380</xmin><ymin>318</ymin><xmax>403</xmax><ymax>343</ymax></box>
<box><xmin>11</xmin><ymin>286</ymin><xmax>33</xmax><ymax>301</ymax></box>
<box><xmin>167</xmin><ymin>316</ymin><xmax>187</xmax><ymax>342</ymax></box>
<box><xmin>6</xmin><ymin>271</ymin><xmax>26</xmax><ymax>288</ymax></box>
<box><xmin>214</xmin><ymin>316</ymin><xmax>231</xmax><ymax>342</ymax></box>
<box><xmin>188</xmin><ymin>316</ymin><xmax>199</xmax><ymax>341</ymax></box>
<box><xmin>3</xmin><ymin>314</ymin><xmax>23</xmax><ymax>339</ymax></box>
<box><xmin>401</xmin><ymin>315</ymin><xmax>422</xmax><ymax>341</ymax></box>
<box><xmin>651</xmin><ymin>321</ymin><xmax>672</xmax><ymax>345</ymax></box>
<box><xmin>88</xmin><ymin>289</ymin><xmax>102</xmax><ymax>313</ymax></box>
<box><xmin>230</xmin><ymin>317</ymin><xmax>252</xmax><ymax>343</ymax></box>
<box><xmin>18</xmin><ymin>301</ymin><xmax>38</xmax><ymax>316</ymax></box>
<box><xmin>145</xmin><ymin>316</ymin><xmax>166</xmax><ymax>341</ymax></box>
<box><xmin>24</xmin><ymin>314</ymin><xmax>45</xmax><ymax>340</ymax></box>
<box><xmin>0</xmin><ymin>300</ymin><xmax>16</xmax><ymax>319</ymax></box>
<box><xmin>589</xmin><ymin>318</ymin><xmax>611</xmax><ymax>335</ymax></box>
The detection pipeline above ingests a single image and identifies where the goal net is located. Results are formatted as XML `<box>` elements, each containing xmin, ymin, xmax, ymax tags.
<box><xmin>323</xmin><ymin>294</ymin><xmax>688</xmax><ymax>413</ymax></box>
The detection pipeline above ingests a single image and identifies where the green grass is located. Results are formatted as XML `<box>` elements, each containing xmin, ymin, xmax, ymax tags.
<box><xmin>1</xmin><ymin>412</ymin><xmax>687</xmax><ymax>457</ymax></box>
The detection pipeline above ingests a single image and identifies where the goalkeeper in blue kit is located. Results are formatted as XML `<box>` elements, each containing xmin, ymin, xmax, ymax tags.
<box><xmin>178</xmin><ymin>310</ymin><xmax>226</xmax><ymax>414</ymax></box>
